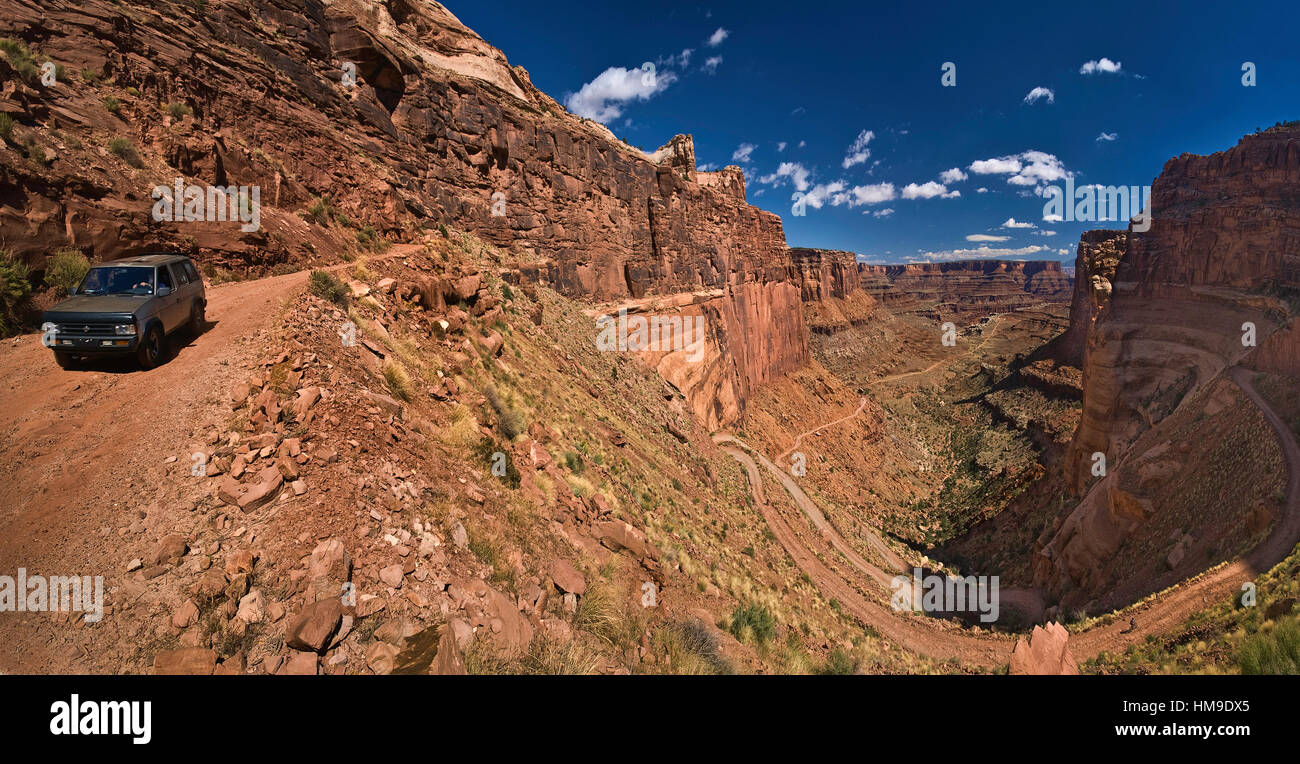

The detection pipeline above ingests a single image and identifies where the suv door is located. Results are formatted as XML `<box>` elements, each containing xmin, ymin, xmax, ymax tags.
<box><xmin>155</xmin><ymin>264</ymin><xmax>182</xmax><ymax>332</ymax></box>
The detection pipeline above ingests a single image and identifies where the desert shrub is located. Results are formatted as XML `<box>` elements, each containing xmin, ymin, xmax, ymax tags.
<box><xmin>102</xmin><ymin>95</ymin><xmax>121</xmax><ymax>113</ymax></box>
<box><xmin>485</xmin><ymin>384</ymin><xmax>527</xmax><ymax>440</ymax></box>
<box><xmin>306</xmin><ymin>196</ymin><xmax>335</xmax><ymax>226</ymax></box>
<box><xmin>575</xmin><ymin>581</ymin><xmax>630</xmax><ymax>647</ymax></box>
<box><xmin>382</xmin><ymin>360</ymin><xmax>413</xmax><ymax>402</ymax></box>
<box><xmin>728</xmin><ymin>603</ymin><xmax>776</xmax><ymax>645</ymax></box>
<box><xmin>1237</xmin><ymin>618</ymin><xmax>1300</xmax><ymax>674</ymax></box>
<box><xmin>652</xmin><ymin>618</ymin><xmax>732</xmax><ymax>674</ymax></box>
<box><xmin>307</xmin><ymin>269</ymin><xmax>346</xmax><ymax>306</ymax></box>
<box><xmin>473</xmin><ymin>436</ymin><xmax>520</xmax><ymax>488</ymax></box>
<box><xmin>165</xmin><ymin>101</ymin><xmax>191</xmax><ymax>119</ymax></box>
<box><xmin>816</xmin><ymin>649</ymin><xmax>858</xmax><ymax>675</ymax></box>
<box><xmin>107</xmin><ymin>137</ymin><xmax>143</xmax><ymax>168</ymax></box>
<box><xmin>0</xmin><ymin>249</ymin><xmax>33</xmax><ymax>336</ymax></box>
<box><xmin>44</xmin><ymin>248</ymin><xmax>90</xmax><ymax>296</ymax></box>
<box><xmin>0</xmin><ymin>38</ymin><xmax>37</xmax><ymax>83</ymax></box>
<box><xmin>0</xmin><ymin>113</ymin><xmax>13</xmax><ymax>142</ymax></box>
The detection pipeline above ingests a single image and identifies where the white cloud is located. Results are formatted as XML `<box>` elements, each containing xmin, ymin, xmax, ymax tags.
<box><xmin>976</xmin><ymin>187</ymin><xmax>989</xmax><ymax>194</ymax></box>
<box><xmin>1002</xmin><ymin>217</ymin><xmax>1037</xmax><ymax>229</ymax></box>
<box><xmin>798</xmin><ymin>140</ymin><xmax>806</xmax><ymax>147</ymax></box>
<box><xmin>1080</xmin><ymin>58</ymin><xmax>1121</xmax><ymax>75</ymax></box>
<box><xmin>697</xmin><ymin>162</ymin><xmax>718</xmax><ymax>172</ymax></box>
<box><xmin>759</xmin><ymin>161</ymin><xmax>811</xmax><ymax>192</ymax></box>
<box><xmin>1043</xmin><ymin>212</ymin><xmax>1064</xmax><ymax>223</ymax></box>
<box><xmin>901</xmin><ymin>181</ymin><xmax>959</xmax><ymax>200</ymax></box>
<box><xmin>707</xmin><ymin>28</ymin><xmax>729</xmax><ymax>47</ymax></box>
<box><xmin>916</xmin><ymin>245</ymin><xmax>1048</xmax><ymax>262</ymax></box>
<box><xmin>967</xmin><ymin>234</ymin><xmax>1010</xmax><ymax>242</ymax></box>
<box><xmin>939</xmin><ymin>167</ymin><xmax>968</xmax><ymax>184</ymax></box>
<box><xmin>1096</xmin><ymin>131</ymin><xmax>1118</xmax><ymax>142</ymax></box>
<box><xmin>1036</xmin><ymin>230</ymin><xmax>1058</xmax><ymax>236</ymax></box>
<box><xmin>566</xmin><ymin>65</ymin><xmax>678</xmax><ymax>122</ymax></box>
<box><xmin>702</xmin><ymin>56</ymin><xmax>723</xmax><ymax>74</ymax></box>
<box><xmin>841</xmin><ymin>182</ymin><xmax>896</xmax><ymax>206</ymax></box>
<box><xmin>800</xmin><ymin>181</ymin><xmax>846</xmax><ymax>209</ymax></box>
<box><xmin>1023</xmin><ymin>86</ymin><xmax>1055</xmax><ymax>104</ymax></box>
<box><xmin>842</xmin><ymin>129</ymin><xmax>876</xmax><ymax>169</ymax></box>
<box><xmin>871</xmin><ymin>208</ymin><xmax>894</xmax><ymax>218</ymax></box>
<box><xmin>777</xmin><ymin>141</ymin><xmax>787</xmax><ymax>152</ymax></box>
<box><xmin>731</xmin><ymin>143</ymin><xmax>757</xmax><ymax>163</ymax></box>
<box><xmin>969</xmin><ymin>151</ymin><xmax>1069</xmax><ymax>193</ymax></box>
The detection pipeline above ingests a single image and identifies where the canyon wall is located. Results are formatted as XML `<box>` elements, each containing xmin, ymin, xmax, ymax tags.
<box><xmin>1041</xmin><ymin>125</ymin><xmax>1300</xmax><ymax>607</ymax></box>
<box><xmin>858</xmin><ymin>260</ymin><xmax>1072</xmax><ymax>319</ymax></box>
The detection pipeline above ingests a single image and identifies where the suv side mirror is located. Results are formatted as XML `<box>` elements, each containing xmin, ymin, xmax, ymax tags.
<box><xmin>157</xmin><ymin>285</ymin><xmax>172</xmax><ymax>297</ymax></box>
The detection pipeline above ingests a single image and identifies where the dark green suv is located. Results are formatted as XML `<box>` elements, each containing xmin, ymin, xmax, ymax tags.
<box><xmin>42</xmin><ymin>253</ymin><xmax>206</xmax><ymax>369</ymax></box>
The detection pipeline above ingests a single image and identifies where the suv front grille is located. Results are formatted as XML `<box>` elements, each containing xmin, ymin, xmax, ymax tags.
<box><xmin>56</xmin><ymin>323</ymin><xmax>116</xmax><ymax>336</ymax></box>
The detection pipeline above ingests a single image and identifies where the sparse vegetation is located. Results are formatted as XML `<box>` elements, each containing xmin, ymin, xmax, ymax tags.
<box><xmin>0</xmin><ymin>38</ymin><xmax>38</xmax><ymax>83</ymax></box>
<box><xmin>43</xmin><ymin>248</ymin><xmax>90</xmax><ymax>296</ymax></box>
<box><xmin>103</xmin><ymin>95</ymin><xmax>121</xmax><ymax>114</ymax></box>
<box><xmin>108</xmin><ymin>137</ymin><xmax>143</xmax><ymax>168</ymax></box>
<box><xmin>0</xmin><ymin>249</ymin><xmax>33</xmax><ymax>337</ymax></box>
<box><xmin>485</xmin><ymin>384</ymin><xmax>527</xmax><ymax>440</ymax></box>
<box><xmin>165</xmin><ymin>101</ymin><xmax>192</xmax><ymax>119</ymax></box>
<box><xmin>1237</xmin><ymin>618</ymin><xmax>1300</xmax><ymax>674</ymax></box>
<box><xmin>0</xmin><ymin>113</ymin><xmax>13</xmax><ymax>143</ymax></box>
<box><xmin>307</xmin><ymin>269</ymin><xmax>347</xmax><ymax>307</ymax></box>
<box><xmin>382</xmin><ymin>360</ymin><xmax>414</xmax><ymax>402</ymax></box>
<box><xmin>728</xmin><ymin>603</ymin><xmax>776</xmax><ymax>645</ymax></box>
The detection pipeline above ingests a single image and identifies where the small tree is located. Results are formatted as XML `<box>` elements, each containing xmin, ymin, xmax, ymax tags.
<box><xmin>44</xmin><ymin>248</ymin><xmax>90</xmax><ymax>296</ymax></box>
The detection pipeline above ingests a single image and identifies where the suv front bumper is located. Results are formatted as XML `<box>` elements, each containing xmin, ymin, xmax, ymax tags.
<box><xmin>48</xmin><ymin>334</ymin><xmax>140</xmax><ymax>353</ymax></box>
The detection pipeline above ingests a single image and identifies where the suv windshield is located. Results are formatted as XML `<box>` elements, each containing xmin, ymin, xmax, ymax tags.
<box><xmin>78</xmin><ymin>266</ymin><xmax>156</xmax><ymax>296</ymax></box>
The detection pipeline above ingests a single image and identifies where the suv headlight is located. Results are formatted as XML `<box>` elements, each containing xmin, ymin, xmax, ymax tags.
<box><xmin>115</xmin><ymin>324</ymin><xmax>137</xmax><ymax>336</ymax></box>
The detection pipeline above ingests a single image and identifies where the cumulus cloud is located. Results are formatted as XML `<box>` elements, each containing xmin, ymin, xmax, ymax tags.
<box><xmin>842</xmin><ymin>130</ymin><xmax>876</xmax><ymax>169</ymax></box>
<box><xmin>1036</xmin><ymin>230</ymin><xmax>1058</xmax><ymax>236</ymax></box>
<box><xmin>1096</xmin><ymin>131</ymin><xmax>1118</xmax><ymax>142</ymax></box>
<box><xmin>871</xmin><ymin>208</ymin><xmax>894</xmax><ymax>218</ymax></box>
<box><xmin>759</xmin><ymin>161</ymin><xmax>811</xmax><ymax>191</ymax></box>
<box><xmin>939</xmin><ymin>167</ymin><xmax>968</xmax><ymax>184</ymax></box>
<box><xmin>566</xmin><ymin>65</ymin><xmax>678</xmax><ymax>123</ymax></box>
<box><xmin>800</xmin><ymin>181</ymin><xmax>847</xmax><ymax>209</ymax></box>
<box><xmin>976</xmin><ymin>187</ymin><xmax>989</xmax><ymax>194</ymax></box>
<box><xmin>967</xmin><ymin>234</ymin><xmax>1010</xmax><ymax>242</ymax></box>
<box><xmin>1002</xmin><ymin>218</ymin><xmax>1037</xmax><ymax>229</ymax></box>
<box><xmin>901</xmin><ymin>181</ymin><xmax>959</xmax><ymax>200</ymax></box>
<box><xmin>841</xmin><ymin>182</ymin><xmax>896</xmax><ymax>206</ymax></box>
<box><xmin>702</xmin><ymin>55</ymin><xmax>722</xmax><ymax>74</ymax></box>
<box><xmin>1023</xmin><ymin>86</ymin><xmax>1055</xmax><ymax>104</ymax></box>
<box><xmin>707</xmin><ymin>28</ymin><xmax>729</xmax><ymax>47</ymax></box>
<box><xmin>777</xmin><ymin>141</ymin><xmax>787</xmax><ymax>152</ymax></box>
<box><xmin>917</xmin><ymin>245</ymin><xmax>1048</xmax><ymax>262</ymax></box>
<box><xmin>1080</xmin><ymin>57</ymin><xmax>1121</xmax><ymax>75</ymax></box>
<box><xmin>969</xmin><ymin>151</ymin><xmax>1069</xmax><ymax>193</ymax></box>
<box><xmin>731</xmin><ymin>143</ymin><xmax>757</xmax><ymax>163</ymax></box>
<box><xmin>1043</xmin><ymin>212</ymin><xmax>1064</xmax><ymax>223</ymax></box>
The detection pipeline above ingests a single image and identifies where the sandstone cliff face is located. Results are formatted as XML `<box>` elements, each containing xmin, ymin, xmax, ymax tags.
<box><xmin>789</xmin><ymin>248</ymin><xmax>861</xmax><ymax>301</ymax></box>
<box><xmin>0</xmin><ymin>0</ymin><xmax>808</xmax><ymax>426</ymax></box>
<box><xmin>1042</xmin><ymin>126</ymin><xmax>1300</xmax><ymax>606</ymax></box>
<box><xmin>857</xmin><ymin>260</ymin><xmax>1072</xmax><ymax>319</ymax></box>
<box><xmin>1055</xmin><ymin>230</ymin><xmax>1126</xmax><ymax>366</ymax></box>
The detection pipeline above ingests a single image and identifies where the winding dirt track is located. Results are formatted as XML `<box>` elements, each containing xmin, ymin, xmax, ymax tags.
<box><xmin>714</xmin><ymin>365</ymin><xmax>1300</xmax><ymax>668</ymax></box>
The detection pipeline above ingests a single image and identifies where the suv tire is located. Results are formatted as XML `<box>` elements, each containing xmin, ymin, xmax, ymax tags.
<box><xmin>136</xmin><ymin>324</ymin><xmax>164</xmax><ymax>369</ymax></box>
<box><xmin>189</xmin><ymin>301</ymin><xmax>205</xmax><ymax>337</ymax></box>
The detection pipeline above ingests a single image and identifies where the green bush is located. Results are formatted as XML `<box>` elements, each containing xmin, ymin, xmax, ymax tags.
<box><xmin>728</xmin><ymin>603</ymin><xmax>776</xmax><ymax>645</ymax></box>
<box><xmin>0</xmin><ymin>113</ymin><xmax>13</xmax><ymax>142</ymax></box>
<box><xmin>44</xmin><ymin>248</ymin><xmax>90</xmax><ymax>296</ymax></box>
<box><xmin>816</xmin><ymin>649</ymin><xmax>857</xmax><ymax>675</ymax></box>
<box><xmin>103</xmin><ymin>95</ymin><xmax>121</xmax><ymax>114</ymax></box>
<box><xmin>1237</xmin><ymin>618</ymin><xmax>1300</xmax><ymax>674</ymax></box>
<box><xmin>0</xmin><ymin>249</ymin><xmax>33</xmax><ymax>337</ymax></box>
<box><xmin>0</xmin><ymin>39</ymin><xmax>37</xmax><ymax>83</ymax></box>
<box><xmin>307</xmin><ymin>269</ymin><xmax>346</xmax><ymax>306</ymax></box>
<box><xmin>107</xmin><ymin>137</ymin><xmax>143</xmax><ymax>168</ymax></box>
<box><xmin>165</xmin><ymin>101</ymin><xmax>191</xmax><ymax>119</ymax></box>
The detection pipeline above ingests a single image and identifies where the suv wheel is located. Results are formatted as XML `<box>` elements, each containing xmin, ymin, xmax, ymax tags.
<box><xmin>53</xmin><ymin>351</ymin><xmax>78</xmax><ymax>369</ymax></box>
<box><xmin>136</xmin><ymin>324</ymin><xmax>164</xmax><ymax>369</ymax></box>
<box><xmin>189</xmin><ymin>301</ymin><xmax>205</xmax><ymax>336</ymax></box>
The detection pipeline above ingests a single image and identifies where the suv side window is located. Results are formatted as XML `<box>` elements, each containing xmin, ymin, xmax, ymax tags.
<box><xmin>157</xmin><ymin>266</ymin><xmax>174</xmax><ymax>292</ymax></box>
<box><xmin>183</xmin><ymin>261</ymin><xmax>200</xmax><ymax>283</ymax></box>
<box><xmin>172</xmin><ymin>263</ymin><xmax>190</xmax><ymax>286</ymax></box>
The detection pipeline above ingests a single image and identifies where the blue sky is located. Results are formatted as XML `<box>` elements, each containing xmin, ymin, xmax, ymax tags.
<box><xmin>451</xmin><ymin>0</ymin><xmax>1300</xmax><ymax>264</ymax></box>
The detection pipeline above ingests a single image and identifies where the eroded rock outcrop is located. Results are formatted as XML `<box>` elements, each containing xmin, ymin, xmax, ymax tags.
<box><xmin>858</xmin><ymin>260</ymin><xmax>1072</xmax><ymax>319</ymax></box>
